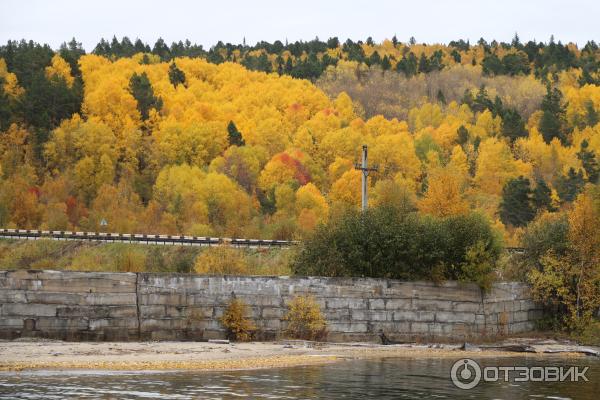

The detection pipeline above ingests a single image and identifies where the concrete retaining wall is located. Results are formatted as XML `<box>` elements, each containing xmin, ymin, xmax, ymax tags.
<box><xmin>0</xmin><ymin>270</ymin><xmax>543</xmax><ymax>342</ymax></box>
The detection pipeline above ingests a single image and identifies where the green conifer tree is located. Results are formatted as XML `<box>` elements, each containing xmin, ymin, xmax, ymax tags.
<box><xmin>129</xmin><ymin>72</ymin><xmax>162</xmax><ymax>121</ymax></box>
<box><xmin>499</xmin><ymin>176</ymin><xmax>535</xmax><ymax>227</ymax></box>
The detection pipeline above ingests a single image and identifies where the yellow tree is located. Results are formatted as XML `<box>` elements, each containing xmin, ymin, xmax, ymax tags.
<box><xmin>474</xmin><ymin>138</ymin><xmax>532</xmax><ymax>196</ymax></box>
<box><xmin>45</xmin><ymin>55</ymin><xmax>74</xmax><ymax>87</ymax></box>
<box><xmin>0</xmin><ymin>59</ymin><xmax>24</xmax><ymax>97</ymax></box>
<box><xmin>258</xmin><ymin>149</ymin><xmax>312</xmax><ymax>193</ymax></box>
<box><xmin>295</xmin><ymin>183</ymin><xmax>329</xmax><ymax>235</ymax></box>
<box><xmin>418</xmin><ymin>168</ymin><xmax>469</xmax><ymax>217</ymax></box>
<box><xmin>329</xmin><ymin>169</ymin><xmax>362</xmax><ymax>208</ymax></box>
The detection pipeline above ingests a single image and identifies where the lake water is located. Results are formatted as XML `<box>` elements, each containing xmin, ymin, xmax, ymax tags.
<box><xmin>0</xmin><ymin>356</ymin><xmax>599</xmax><ymax>399</ymax></box>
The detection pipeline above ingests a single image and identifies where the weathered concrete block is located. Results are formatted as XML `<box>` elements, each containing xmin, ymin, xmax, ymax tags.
<box><xmin>84</xmin><ymin>293</ymin><xmax>136</xmax><ymax>306</ymax></box>
<box><xmin>262</xmin><ymin>307</ymin><xmax>284</xmax><ymax>319</ymax></box>
<box><xmin>367</xmin><ymin>311</ymin><xmax>391</xmax><ymax>322</ymax></box>
<box><xmin>139</xmin><ymin>293</ymin><xmax>186</xmax><ymax>306</ymax></box>
<box><xmin>164</xmin><ymin>305</ymin><xmax>187</xmax><ymax>318</ymax></box>
<box><xmin>510</xmin><ymin>321</ymin><xmax>536</xmax><ymax>333</ymax></box>
<box><xmin>388</xmin><ymin>322</ymin><xmax>411</xmax><ymax>333</ymax></box>
<box><xmin>512</xmin><ymin>310</ymin><xmax>530</xmax><ymax>323</ymax></box>
<box><xmin>140</xmin><ymin>305</ymin><xmax>166</xmax><ymax>318</ymax></box>
<box><xmin>19</xmin><ymin>292</ymin><xmax>86</xmax><ymax>305</ymax></box>
<box><xmin>140</xmin><ymin>318</ymin><xmax>191</xmax><ymax>332</ymax></box>
<box><xmin>56</xmin><ymin>306</ymin><xmax>109</xmax><ymax>319</ymax></box>
<box><xmin>2</xmin><ymin>303</ymin><xmax>57</xmax><ymax>317</ymax></box>
<box><xmin>435</xmin><ymin>311</ymin><xmax>476</xmax><ymax>324</ymax></box>
<box><xmin>393</xmin><ymin>311</ymin><xmax>416</xmax><ymax>321</ymax></box>
<box><xmin>453</xmin><ymin>302</ymin><xmax>483</xmax><ymax>313</ymax></box>
<box><xmin>0</xmin><ymin>318</ymin><xmax>24</xmax><ymax>328</ymax></box>
<box><xmin>260</xmin><ymin>319</ymin><xmax>281</xmax><ymax>330</ymax></box>
<box><xmin>385</xmin><ymin>299</ymin><xmax>412</xmax><ymax>310</ymax></box>
<box><xmin>202</xmin><ymin>329</ymin><xmax>226</xmax><ymax>340</ymax></box>
<box><xmin>350</xmin><ymin>310</ymin><xmax>367</xmax><ymax>321</ymax></box>
<box><xmin>519</xmin><ymin>299</ymin><xmax>537</xmax><ymax>311</ymax></box>
<box><xmin>475</xmin><ymin>314</ymin><xmax>485</xmax><ymax>325</ymax></box>
<box><xmin>369</xmin><ymin>299</ymin><xmax>385</xmax><ymax>310</ymax></box>
<box><xmin>412</xmin><ymin>299</ymin><xmax>453</xmax><ymax>311</ymax></box>
<box><xmin>325</xmin><ymin>309</ymin><xmax>351</xmax><ymax>321</ymax></box>
<box><xmin>187</xmin><ymin>306</ymin><xmax>214</xmax><ymax>320</ymax></box>
<box><xmin>326</xmin><ymin>298</ymin><xmax>366</xmax><ymax>309</ymax></box>
<box><xmin>0</xmin><ymin>289</ymin><xmax>28</xmax><ymax>303</ymax></box>
<box><xmin>36</xmin><ymin>317</ymin><xmax>89</xmax><ymax>330</ymax></box>
<box><xmin>328</xmin><ymin>322</ymin><xmax>368</xmax><ymax>333</ymax></box>
<box><xmin>108</xmin><ymin>306</ymin><xmax>138</xmax><ymax>318</ymax></box>
<box><xmin>411</xmin><ymin>322</ymin><xmax>432</xmax><ymax>334</ymax></box>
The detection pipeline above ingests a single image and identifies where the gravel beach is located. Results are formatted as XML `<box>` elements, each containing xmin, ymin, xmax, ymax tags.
<box><xmin>1</xmin><ymin>339</ymin><xmax>595</xmax><ymax>372</ymax></box>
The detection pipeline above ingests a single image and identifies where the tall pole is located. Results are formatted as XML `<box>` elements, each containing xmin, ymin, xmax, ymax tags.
<box><xmin>355</xmin><ymin>145</ymin><xmax>378</xmax><ymax>212</ymax></box>
<box><xmin>361</xmin><ymin>145</ymin><xmax>368</xmax><ymax>211</ymax></box>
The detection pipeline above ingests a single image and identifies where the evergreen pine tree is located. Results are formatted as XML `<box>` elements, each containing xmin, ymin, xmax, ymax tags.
<box><xmin>461</xmin><ymin>89</ymin><xmax>474</xmax><ymax>108</ymax></box>
<box><xmin>418</xmin><ymin>53</ymin><xmax>430</xmax><ymax>73</ymax></box>
<box><xmin>0</xmin><ymin>78</ymin><xmax>12</xmax><ymax>131</ymax></box>
<box><xmin>436</xmin><ymin>89</ymin><xmax>446</xmax><ymax>105</ymax></box>
<box><xmin>539</xmin><ymin>85</ymin><xmax>567</xmax><ymax>144</ymax></box>
<box><xmin>17</xmin><ymin>71</ymin><xmax>82</xmax><ymax>131</ymax></box>
<box><xmin>381</xmin><ymin>55</ymin><xmax>391</xmax><ymax>71</ymax></box>
<box><xmin>532</xmin><ymin>178</ymin><xmax>554</xmax><ymax>212</ymax></box>
<box><xmin>284</xmin><ymin>57</ymin><xmax>293</xmax><ymax>75</ymax></box>
<box><xmin>585</xmin><ymin>100</ymin><xmax>599</xmax><ymax>127</ymax></box>
<box><xmin>576</xmin><ymin>139</ymin><xmax>600</xmax><ymax>183</ymax></box>
<box><xmin>227</xmin><ymin>121</ymin><xmax>245</xmax><ymax>146</ymax></box>
<box><xmin>368</xmin><ymin>51</ymin><xmax>381</xmax><ymax>66</ymax></box>
<box><xmin>555</xmin><ymin>167</ymin><xmax>585</xmax><ymax>202</ymax></box>
<box><xmin>472</xmin><ymin>86</ymin><xmax>493</xmax><ymax>113</ymax></box>
<box><xmin>501</xmin><ymin>108</ymin><xmax>527</xmax><ymax>142</ymax></box>
<box><xmin>456</xmin><ymin>125</ymin><xmax>469</xmax><ymax>146</ymax></box>
<box><xmin>499</xmin><ymin>176</ymin><xmax>535</xmax><ymax>227</ymax></box>
<box><xmin>168</xmin><ymin>62</ymin><xmax>186</xmax><ymax>87</ymax></box>
<box><xmin>129</xmin><ymin>72</ymin><xmax>162</xmax><ymax>121</ymax></box>
<box><xmin>450</xmin><ymin>49</ymin><xmax>461</xmax><ymax>63</ymax></box>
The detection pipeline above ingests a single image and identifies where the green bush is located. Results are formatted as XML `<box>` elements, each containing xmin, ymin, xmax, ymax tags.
<box><xmin>292</xmin><ymin>206</ymin><xmax>502</xmax><ymax>287</ymax></box>
<box><xmin>520</xmin><ymin>212</ymin><xmax>569</xmax><ymax>270</ymax></box>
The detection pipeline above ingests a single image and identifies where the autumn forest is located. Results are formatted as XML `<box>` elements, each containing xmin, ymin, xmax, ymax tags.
<box><xmin>0</xmin><ymin>35</ymin><xmax>599</xmax><ymax>247</ymax></box>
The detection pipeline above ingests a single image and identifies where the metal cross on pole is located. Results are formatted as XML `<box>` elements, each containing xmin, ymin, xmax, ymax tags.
<box><xmin>354</xmin><ymin>145</ymin><xmax>378</xmax><ymax>211</ymax></box>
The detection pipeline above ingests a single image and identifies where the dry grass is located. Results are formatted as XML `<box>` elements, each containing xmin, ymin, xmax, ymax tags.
<box><xmin>0</xmin><ymin>239</ymin><xmax>293</xmax><ymax>275</ymax></box>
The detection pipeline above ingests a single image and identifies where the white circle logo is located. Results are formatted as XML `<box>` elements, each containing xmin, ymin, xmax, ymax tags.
<box><xmin>450</xmin><ymin>358</ymin><xmax>482</xmax><ymax>390</ymax></box>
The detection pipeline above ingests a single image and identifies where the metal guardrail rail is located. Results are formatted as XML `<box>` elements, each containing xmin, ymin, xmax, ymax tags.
<box><xmin>0</xmin><ymin>228</ymin><xmax>298</xmax><ymax>248</ymax></box>
<box><xmin>505</xmin><ymin>247</ymin><xmax>526</xmax><ymax>254</ymax></box>
<box><xmin>0</xmin><ymin>228</ymin><xmax>526</xmax><ymax>253</ymax></box>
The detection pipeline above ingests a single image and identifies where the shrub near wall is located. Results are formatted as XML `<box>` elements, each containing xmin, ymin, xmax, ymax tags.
<box><xmin>293</xmin><ymin>207</ymin><xmax>502</xmax><ymax>288</ymax></box>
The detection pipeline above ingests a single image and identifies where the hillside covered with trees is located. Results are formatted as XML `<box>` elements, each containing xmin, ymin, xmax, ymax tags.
<box><xmin>0</xmin><ymin>35</ymin><xmax>599</xmax><ymax>247</ymax></box>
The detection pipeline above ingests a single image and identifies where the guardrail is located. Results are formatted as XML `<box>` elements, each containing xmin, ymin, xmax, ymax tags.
<box><xmin>0</xmin><ymin>228</ymin><xmax>297</xmax><ymax>248</ymax></box>
<box><xmin>0</xmin><ymin>228</ymin><xmax>526</xmax><ymax>253</ymax></box>
<box><xmin>505</xmin><ymin>247</ymin><xmax>526</xmax><ymax>254</ymax></box>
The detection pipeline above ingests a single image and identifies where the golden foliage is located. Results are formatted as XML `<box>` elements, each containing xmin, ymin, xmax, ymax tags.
<box><xmin>418</xmin><ymin>168</ymin><xmax>469</xmax><ymax>217</ymax></box>
<box><xmin>283</xmin><ymin>295</ymin><xmax>327</xmax><ymax>340</ymax></box>
<box><xmin>45</xmin><ymin>55</ymin><xmax>74</xmax><ymax>87</ymax></box>
<box><xmin>219</xmin><ymin>298</ymin><xmax>256</xmax><ymax>341</ymax></box>
<box><xmin>194</xmin><ymin>246</ymin><xmax>249</xmax><ymax>275</ymax></box>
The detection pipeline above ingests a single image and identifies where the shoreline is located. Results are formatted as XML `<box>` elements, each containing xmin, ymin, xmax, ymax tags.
<box><xmin>1</xmin><ymin>339</ymin><xmax>596</xmax><ymax>372</ymax></box>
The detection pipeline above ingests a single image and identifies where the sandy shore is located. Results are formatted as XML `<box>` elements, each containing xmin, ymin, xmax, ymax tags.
<box><xmin>0</xmin><ymin>339</ymin><xmax>594</xmax><ymax>372</ymax></box>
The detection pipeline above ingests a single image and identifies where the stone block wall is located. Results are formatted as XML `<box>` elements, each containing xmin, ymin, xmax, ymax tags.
<box><xmin>0</xmin><ymin>270</ymin><xmax>543</xmax><ymax>342</ymax></box>
<box><xmin>0</xmin><ymin>270</ymin><xmax>139</xmax><ymax>340</ymax></box>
